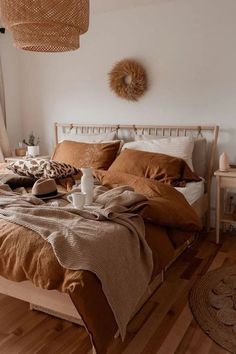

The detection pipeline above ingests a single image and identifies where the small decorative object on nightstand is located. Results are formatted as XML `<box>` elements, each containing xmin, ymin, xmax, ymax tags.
<box><xmin>219</xmin><ymin>152</ymin><xmax>230</xmax><ymax>172</ymax></box>
<box><xmin>23</xmin><ymin>132</ymin><xmax>40</xmax><ymax>157</ymax></box>
<box><xmin>214</xmin><ymin>168</ymin><xmax>236</xmax><ymax>244</ymax></box>
<box><xmin>15</xmin><ymin>142</ymin><xmax>26</xmax><ymax>157</ymax></box>
<box><xmin>15</xmin><ymin>147</ymin><xmax>27</xmax><ymax>157</ymax></box>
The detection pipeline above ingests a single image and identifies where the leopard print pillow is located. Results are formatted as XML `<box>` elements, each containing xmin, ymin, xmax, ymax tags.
<box><xmin>8</xmin><ymin>159</ymin><xmax>78</xmax><ymax>179</ymax></box>
<box><xmin>43</xmin><ymin>160</ymin><xmax>78</xmax><ymax>179</ymax></box>
<box><xmin>8</xmin><ymin>159</ymin><xmax>47</xmax><ymax>178</ymax></box>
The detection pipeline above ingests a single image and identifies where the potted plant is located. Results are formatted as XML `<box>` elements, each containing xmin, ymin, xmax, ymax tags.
<box><xmin>23</xmin><ymin>132</ymin><xmax>40</xmax><ymax>157</ymax></box>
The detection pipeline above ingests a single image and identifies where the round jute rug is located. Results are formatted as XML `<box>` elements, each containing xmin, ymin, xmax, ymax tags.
<box><xmin>189</xmin><ymin>265</ymin><xmax>236</xmax><ymax>353</ymax></box>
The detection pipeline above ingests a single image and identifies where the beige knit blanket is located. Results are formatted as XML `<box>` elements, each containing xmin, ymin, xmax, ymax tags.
<box><xmin>0</xmin><ymin>185</ymin><xmax>153</xmax><ymax>339</ymax></box>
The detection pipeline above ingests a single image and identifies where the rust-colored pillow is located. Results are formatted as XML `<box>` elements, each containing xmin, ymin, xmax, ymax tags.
<box><xmin>108</xmin><ymin>148</ymin><xmax>200</xmax><ymax>185</ymax></box>
<box><xmin>93</xmin><ymin>170</ymin><xmax>202</xmax><ymax>231</ymax></box>
<box><xmin>52</xmin><ymin>140</ymin><xmax>121</xmax><ymax>170</ymax></box>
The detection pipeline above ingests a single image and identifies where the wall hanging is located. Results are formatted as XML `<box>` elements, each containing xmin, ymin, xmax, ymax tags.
<box><xmin>109</xmin><ymin>59</ymin><xmax>147</xmax><ymax>101</ymax></box>
<box><xmin>0</xmin><ymin>0</ymin><xmax>89</xmax><ymax>52</ymax></box>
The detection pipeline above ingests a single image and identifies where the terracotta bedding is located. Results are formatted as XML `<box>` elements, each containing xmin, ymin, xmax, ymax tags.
<box><xmin>0</xmin><ymin>220</ymin><xmax>192</xmax><ymax>352</ymax></box>
<box><xmin>0</xmin><ymin>166</ymin><xmax>201</xmax><ymax>353</ymax></box>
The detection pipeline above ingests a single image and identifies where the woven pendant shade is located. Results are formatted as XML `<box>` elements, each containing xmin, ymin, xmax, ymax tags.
<box><xmin>0</xmin><ymin>0</ymin><xmax>89</xmax><ymax>52</ymax></box>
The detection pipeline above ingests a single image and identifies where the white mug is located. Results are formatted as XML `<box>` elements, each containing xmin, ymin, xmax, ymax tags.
<box><xmin>67</xmin><ymin>192</ymin><xmax>86</xmax><ymax>209</ymax></box>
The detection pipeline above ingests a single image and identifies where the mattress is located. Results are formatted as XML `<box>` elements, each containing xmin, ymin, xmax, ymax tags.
<box><xmin>175</xmin><ymin>179</ymin><xmax>205</xmax><ymax>205</ymax></box>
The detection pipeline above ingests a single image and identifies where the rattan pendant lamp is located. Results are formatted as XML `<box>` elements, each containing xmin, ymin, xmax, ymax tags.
<box><xmin>0</xmin><ymin>0</ymin><xmax>89</xmax><ymax>52</ymax></box>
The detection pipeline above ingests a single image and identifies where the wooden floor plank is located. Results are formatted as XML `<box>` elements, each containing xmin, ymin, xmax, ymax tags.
<box><xmin>0</xmin><ymin>231</ymin><xmax>235</xmax><ymax>354</ymax></box>
<box><xmin>156</xmin><ymin>305</ymin><xmax>193</xmax><ymax>354</ymax></box>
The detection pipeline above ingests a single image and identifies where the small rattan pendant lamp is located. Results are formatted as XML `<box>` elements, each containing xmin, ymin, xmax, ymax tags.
<box><xmin>0</xmin><ymin>0</ymin><xmax>89</xmax><ymax>52</ymax></box>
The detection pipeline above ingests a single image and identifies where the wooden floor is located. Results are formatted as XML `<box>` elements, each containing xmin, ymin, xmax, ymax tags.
<box><xmin>0</xmin><ymin>231</ymin><xmax>235</xmax><ymax>354</ymax></box>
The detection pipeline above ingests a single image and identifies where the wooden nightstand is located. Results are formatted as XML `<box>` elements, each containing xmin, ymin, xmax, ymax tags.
<box><xmin>5</xmin><ymin>155</ymin><xmax>50</xmax><ymax>163</ymax></box>
<box><xmin>214</xmin><ymin>169</ymin><xmax>236</xmax><ymax>244</ymax></box>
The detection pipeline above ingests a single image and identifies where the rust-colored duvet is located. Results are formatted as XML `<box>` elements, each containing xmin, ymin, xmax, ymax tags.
<box><xmin>0</xmin><ymin>169</ymin><xmax>201</xmax><ymax>353</ymax></box>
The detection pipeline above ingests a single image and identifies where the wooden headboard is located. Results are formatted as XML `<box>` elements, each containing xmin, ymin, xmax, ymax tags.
<box><xmin>54</xmin><ymin>123</ymin><xmax>219</xmax><ymax>193</ymax></box>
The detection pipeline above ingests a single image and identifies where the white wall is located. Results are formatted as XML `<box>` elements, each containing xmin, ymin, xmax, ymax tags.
<box><xmin>2</xmin><ymin>0</ymin><xmax>236</xmax><ymax>161</ymax></box>
<box><xmin>0</xmin><ymin>32</ymin><xmax>21</xmax><ymax>150</ymax></box>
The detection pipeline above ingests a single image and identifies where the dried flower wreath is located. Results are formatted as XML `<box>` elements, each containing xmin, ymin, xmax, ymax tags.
<box><xmin>109</xmin><ymin>59</ymin><xmax>147</xmax><ymax>101</ymax></box>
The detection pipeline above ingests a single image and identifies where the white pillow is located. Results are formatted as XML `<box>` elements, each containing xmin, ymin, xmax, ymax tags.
<box><xmin>122</xmin><ymin>136</ymin><xmax>194</xmax><ymax>170</ymax></box>
<box><xmin>59</xmin><ymin>131</ymin><xmax>117</xmax><ymax>143</ymax></box>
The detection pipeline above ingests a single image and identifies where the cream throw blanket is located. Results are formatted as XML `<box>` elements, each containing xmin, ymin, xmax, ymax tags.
<box><xmin>0</xmin><ymin>185</ymin><xmax>153</xmax><ymax>339</ymax></box>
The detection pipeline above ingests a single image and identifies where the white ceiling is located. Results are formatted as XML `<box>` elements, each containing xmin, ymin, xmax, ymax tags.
<box><xmin>91</xmin><ymin>0</ymin><xmax>158</xmax><ymax>14</ymax></box>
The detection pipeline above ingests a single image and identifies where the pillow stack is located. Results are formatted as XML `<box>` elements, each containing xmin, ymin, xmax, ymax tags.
<box><xmin>8</xmin><ymin>139</ymin><xmax>121</xmax><ymax>180</ymax></box>
<box><xmin>7</xmin><ymin>133</ymin><xmax>204</xmax><ymax>185</ymax></box>
<box><xmin>133</xmin><ymin>134</ymin><xmax>207</xmax><ymax>177</ymax></box>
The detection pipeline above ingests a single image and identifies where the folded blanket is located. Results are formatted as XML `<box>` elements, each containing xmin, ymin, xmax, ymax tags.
<box><xmin>0</xmin><ymin>185</ymin><xmax>153</xmax><ymax>340</ymax></box>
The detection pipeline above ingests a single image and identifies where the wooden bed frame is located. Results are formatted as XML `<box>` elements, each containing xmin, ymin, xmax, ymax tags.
<box><xmin>0</xmin><ymin>123</ymin><xmax>219</xmax><ymax>337</ymax></box>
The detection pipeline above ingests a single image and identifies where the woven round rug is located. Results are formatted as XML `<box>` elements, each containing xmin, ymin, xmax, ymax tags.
<box><xmin>189</xmin><ymin>265</ymin><xmax>236</xmax><ymax>353</ymax></box>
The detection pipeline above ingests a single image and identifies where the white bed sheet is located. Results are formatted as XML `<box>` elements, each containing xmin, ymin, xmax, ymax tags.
<box><xmin>175</xmin><ymin>179</ymin><xmax>205</xmax><ymax>205</ymax></box>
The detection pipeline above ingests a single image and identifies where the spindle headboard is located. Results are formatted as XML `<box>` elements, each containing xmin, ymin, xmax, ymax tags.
<box><xmin>54</xmin><ymin>123</ymin><xmax>219</xmax><ymax>193</ymax></box>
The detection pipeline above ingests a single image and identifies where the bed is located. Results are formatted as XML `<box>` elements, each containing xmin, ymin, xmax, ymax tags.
<box><xmin>54</xmin><ymin>123</ymin><xmax>218</xmax><ymax>223</ymax></box>
<box><xmin>0</xmin><ymin>123</ymin><xmax>219</xmax><ymax>353</ymax></box>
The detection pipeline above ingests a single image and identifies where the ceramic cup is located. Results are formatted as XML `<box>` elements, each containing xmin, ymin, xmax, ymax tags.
<box><xmin>67</xmin><ymin>192</ymin><xmax>86</xmax><ymax>209</ymax></box>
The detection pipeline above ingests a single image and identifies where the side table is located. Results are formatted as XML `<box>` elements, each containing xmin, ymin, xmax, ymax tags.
<box><xmin>214</xmin><ymin>169</ymin><xmax>236</xmax><ymax>244</ymax></box>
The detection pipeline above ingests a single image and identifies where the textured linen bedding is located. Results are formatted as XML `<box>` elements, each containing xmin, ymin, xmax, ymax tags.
<box><xmin>0</xmin><ymin>164</ymin><xmax>201</xmax><ymax>353</ymax></box>
<box><xmin>0</xmin><ymin>184</ymin><xmax>154</xmax><ymax>341</ymax></box>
